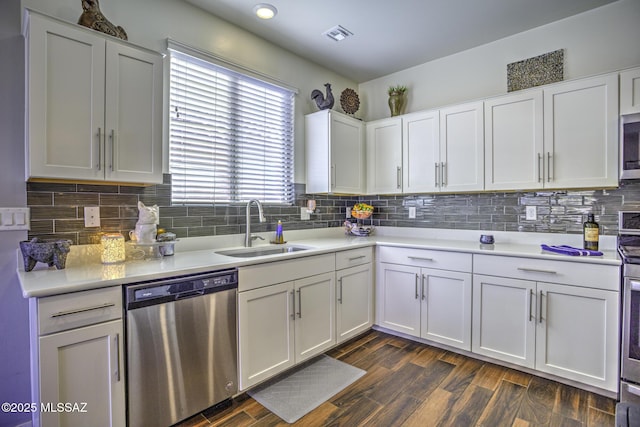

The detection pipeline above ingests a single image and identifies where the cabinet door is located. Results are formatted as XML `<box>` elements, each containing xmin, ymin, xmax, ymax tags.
<box><xmin>377</xmin><ymin>263</ymin><xmax>420</xmax><ymax>336</ymax></box>
<box><xmin>238</xmin><ymin>282</ymin><xmax>295</xmax><ymax>390</ymax></box>
<box><xmin>420</xmin><ymin>269</ymin><xmax>472</xmax><ymax>350</ymax></box>
<box><xmin>439</xmin><ymin>101</ymin><xmax>484</xmax><ymax>192</ymax></box>
<box><xmin>403</xmin><ymin>110</ymin><xmax>440</xmax><ymax>193</ymax></box>
<box><xmin>621</xmin><ymin>67</ymin><xmax>640</xmax><ymax>115</ymax></box>
<box><xmin>543</xmin><ymin>74</ymin><xmax>618</xmax><ymax>188</ymax></box>
<box><xmin>366</xmin><ymin>118</ymin><xmax>403</xmax><ymax>194</ymax></box>
<box><xmin>536</xmin><ymin>282</ymin><xmax>619</xmax><ymax>392</ymax></box>
<box><xmin>484</xmin><ymin>90</ymin><xmax>543</xmax><ymax>191</ymax></box>
<box><xmin>27</xmin><ymin>12</ymin><xmax>106</xmax><ymax>181</ymax></box>
<box><xmin>472</xmin><ymin>275</ymin><xmax>536</xmax><ymax>368</ymax></box>
<box><xmin>105</xmin><ymin>42</ymin><xmax>163</xmax><ymax>183</ymax></box>
<box><xmin>331</xmin><ymin>113</ymin><xmax>365</xmax><ymax>194</ymax></box>
<box><xmin>294</xmin><ymin>272</ymin><xmax>336</xmax><ymax>362</ymax></box>
<box><xmin>38</xmin><ymin>320</ymin><xmax>125</xmax><ymax>427</ymax></box>
<box><xmin>336</xmin><ymin>264</ymin><xmax>373</xmax><ymax>343</ymax></box>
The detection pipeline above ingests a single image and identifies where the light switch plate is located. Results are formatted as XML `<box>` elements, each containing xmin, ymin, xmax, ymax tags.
<box><xmin>408</xmin><ymin>206</ymin><xmax>416</xmax><ymax>219</ymax></box>
<box><xmin>300</xmin><ymin>207</ymin><xmax>311</xmax><ymax>220</ymax></box>
<box><xmin>84</xmin><ymin>206</ymin><xmax>101</xmax><ymax>227</ymax></box>
<box><xmin>525</xmin><ymin>206</ymin><xmax>537</xmax><ymax>221</ymax></box>
<box><xmin>0</xmin><ymin>207</ymin><xmax>30</xmax><ymax>231</ymax></box>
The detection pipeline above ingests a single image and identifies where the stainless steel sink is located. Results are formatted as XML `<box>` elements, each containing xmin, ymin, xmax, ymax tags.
<box><xmin>216</xmin><ymin>245</ymin><xmax>311</xmax><ymax>258</ymax></box>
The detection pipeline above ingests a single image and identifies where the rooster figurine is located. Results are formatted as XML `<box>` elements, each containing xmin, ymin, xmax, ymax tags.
<box><xmin>78</xmin><ymin>0</ymin><xmax>128</xmax><ymax>41</ymax></box>
<box><xmin>311</xmin><ymin>83</ymin><xmax>335</xmax><ymax>110</ymax></box>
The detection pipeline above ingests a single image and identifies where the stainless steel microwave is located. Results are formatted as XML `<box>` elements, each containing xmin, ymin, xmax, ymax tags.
<box><xmin>621</xmin><ymin>113</ymin><xmax>640</xmax><ymax>180</ymax></box>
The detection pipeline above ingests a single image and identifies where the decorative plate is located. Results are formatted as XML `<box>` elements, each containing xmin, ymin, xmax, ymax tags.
<box><xmin>340</xmin><ymin>88</ymin><xmax>360</xmax><ymax>115</ymax></box>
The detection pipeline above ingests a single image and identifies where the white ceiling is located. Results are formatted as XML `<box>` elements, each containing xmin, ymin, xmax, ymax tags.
<box><xmin>184</xmin><ymin>0</ymin><xmax>618</xmax><ymax>83</ymax></box>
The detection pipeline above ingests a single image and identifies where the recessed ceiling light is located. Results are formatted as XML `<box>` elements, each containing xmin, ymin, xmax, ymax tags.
<box><xmin>322</xmin><ymin>25</ymin><xmax>354</xmax><ymax>42</ymax></box>
<box><xmin>253</xmin><ymin>3</ymin><xmax>277</xmax><ymax>20</ymax></box>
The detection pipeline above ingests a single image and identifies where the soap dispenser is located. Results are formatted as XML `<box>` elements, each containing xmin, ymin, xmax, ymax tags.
<box><xmin>275</xmin><ymin>220</ymin><xmax>285</xmax><ymax>244</ymax></box>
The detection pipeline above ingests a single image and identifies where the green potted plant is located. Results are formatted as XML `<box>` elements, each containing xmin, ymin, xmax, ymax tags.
<box><xmin>388</xmin><ymin>85</ymin><xmax>407</xmax><ymax>117</ymax></box>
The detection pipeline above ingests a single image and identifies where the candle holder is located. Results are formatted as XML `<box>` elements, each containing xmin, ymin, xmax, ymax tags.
<box><xmin>101</xmin><ymin>233</ymin><xmax>125</xmax><ymax>264</ymax></box>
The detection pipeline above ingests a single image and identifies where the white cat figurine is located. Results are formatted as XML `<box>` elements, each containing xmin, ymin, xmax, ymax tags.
<box><xmin>130</xmin><ymin>202</ymin><xmax>159</xmax><ymax>243</ymax></box>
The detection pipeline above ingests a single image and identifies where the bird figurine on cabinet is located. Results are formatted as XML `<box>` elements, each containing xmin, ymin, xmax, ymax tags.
<box><xmin>311</xmin><ymin>83</ymin><xmax>335</xmax><ymax>110</ymax></box>
<box><xmin>77</xmin><ymin>0</ymin><xmax>128</xmax><ymax>41</ymax></box>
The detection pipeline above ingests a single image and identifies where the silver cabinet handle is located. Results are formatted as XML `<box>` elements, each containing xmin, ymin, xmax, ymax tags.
<box><xmin>331</xmin><ymin>164</ymin><xmax>336</xmax><ymax>188</ymax></box>
<box><xmin>435</xmin><ymin>162</ymin><xmax>440</xmax><ymax>187</ymax></box>
<box><xmin>109</xmin><ymin>129</ymin><xmax>115</xmax><ymax>171</ymax></box>
<box><xmin>537</xmin><ymin>153</ymin><xmax>542</xmax><ymax>183</ymax></box>
<box><xmin>415</xmin><ymin>274</ymin><xmax>419</xmax><ymax>299</ymax></box>
<box><xmin>338</xmin><ymin>278</ymin><xmax>343</xmax><ymax>304</ymax></box>
<box><xmin>517</xmin><ymin>267</ymin><xmax>557</xmax><ymax>275</ymax></box>
<box><xmin>631</xmin><ymin>281</ymin><xmax>640</xmax><ymax>292</ymax></box>
<box><xmin>297</xmin><ymin>289</ymin><xmax>302</xmax><ymax>318</ymax></box>
<box><xmin>97</xmin><ymin>127</ymin><xmax>103</xmax><ymax>170</ymax></box>
<box><xmin>348</xmin><ymin>255</ymin><xmax>366</xmax><ymax>261</ymax></box>
<box><xmin>290</xmin><ymin>290</ymin><xmax>296</xmax><ymax>320</ymax></box>
<box><xmin>421</xmin><ymin>274</ymin><xmax>426</xmax><ymax>301</ymax></box>
<box><xmin>529</xmin><ymin>289</ymin><xmax>534</xmax><ymax>322</ymax></box>
<box><xmin>408</xmin><ymin>256</ymin><xmax>433</xmax><ymax>262</ymax></box>
<box><xmin>547</xmin><ymin>152</ymin><xmax>552</xmax><ymax>182</ymax></box>
<box><xmin>539</xmin><ymin>290</ymin><xmax>544</xmax><ymax>323</ymax></box>
<box><xmin>397</xmin><ymin>166</ymin><xmax>402</xmax><ymax>189</ymax></box>
<box><xmin>441</xmin><ymin>162</ymin><xmax>446</xmax><ymax>186</ymax></box>
<box><xmin>51</xmin><ymin>302</ymin><xmax>115</xmax><ymax>318</ymax></box>
<box><xmin>114</xmin><ymin>333</ymin><xmax>121</xmax><ymax>382</ymax></box>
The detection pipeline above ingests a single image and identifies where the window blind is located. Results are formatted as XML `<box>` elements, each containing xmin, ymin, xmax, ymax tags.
<box><xmin>169</xmin><ymin>50</ymin><xmax>295</xmax><ymax>205</ymax></box>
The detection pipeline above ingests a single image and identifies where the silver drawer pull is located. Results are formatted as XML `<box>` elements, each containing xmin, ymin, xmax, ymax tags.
<box><xmin>348</xmin><ymin>255</ymin><xmax>366</xmax><ymax>261</ymax></box>
<box><xmin>408</xmin><ymin>256</ymin><xmax>433</xmax><ymax>262</ymax></box>
<box><xmin>51</xmin><ymin>302</ymin><xmax>116</xmax><ymax>318</ymax></box>
<box><xmin>630</xmin><ymin>281</ymin><xmax>640</xmax><ymax>291</ymax></box>
<box><xmin>627</xmin><ymin>383</ymin><xmax>640</xmax><ymax>397</ymax></box>
<box><xmin>517</xmin><ymin>267</ymin><xmax>557</xmax><ymax>275</ymax></box>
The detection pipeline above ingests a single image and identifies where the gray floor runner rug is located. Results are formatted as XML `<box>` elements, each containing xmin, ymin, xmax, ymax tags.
<box><xmin>247</xmin><ymin>355</ymin><xmax>366</xmax><ymax>423</ymax></box>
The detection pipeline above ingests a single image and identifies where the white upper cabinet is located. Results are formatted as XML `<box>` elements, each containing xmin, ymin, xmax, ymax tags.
<box><xmin>621</xmin><ymin>67</ymin><xmax>640</xmax><ymax>115</ymax></box>
<box><xmin>484</xmin><ymin>90</ymin><xmax>544</xmax><ymax>191</ymax></box>
<box><xmin>366</xmin><ymin>117</ymin><xmax>403</xmax><ymax>194</ymax></box>
<box><xmin>543</xmin><ymin>74</ymin><xmax>618</xmax><ymax>189</ymax></box>
<box><xmin>25</xmin><ymin>11</ymin><xmax>163</xmax><ymax>184</ymax></box>
<box><xmin>305</xmin><ymin>110</ymin><xmax>365</xmax><ymax>194</ymax></box>
<box><xmin>439</xmin><ymin>101</ymin><xmax>484</xmax><ymax>192</ymax></box>
<box><xmin>403</xmin><ymin>110</ymin><xmax>440</xmax><ymax>193</ymax></box>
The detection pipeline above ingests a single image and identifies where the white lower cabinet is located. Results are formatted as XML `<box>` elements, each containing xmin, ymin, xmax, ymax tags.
<box><xmin>336</xmin><ymin>259</ymin><xmax>373</xmax><ymax>344</ymax></box>
<box><xmin>472</xmin><ymin>254</ymin><xmax>619</xmax><ymax>392</ymax></box>
<box><xmin>238</xmin><ymin>255</ymin><xmax>337</xmax><ymax>390</ymax></box>
<box><xmin>31</xmin><ymin>286</ymin><xmax>125</xmax><ymax>427</ymax></box>
<box><xmin>377</xmin><ymin>247</ymin><xmax>472</xmax><ymax>351</ymax></box>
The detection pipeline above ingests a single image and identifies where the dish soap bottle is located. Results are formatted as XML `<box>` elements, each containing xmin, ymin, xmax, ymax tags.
<box><xmin>583</xmin><ymin>213</ymin><xmax>599</xmax><ymax>251</ymax></box>
<box><xmin>275</xmin><ymin>220</ymin><xmax>285</xmax><ymax>244</ymax></box>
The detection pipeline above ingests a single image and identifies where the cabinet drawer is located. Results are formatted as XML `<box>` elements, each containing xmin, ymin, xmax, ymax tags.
<box><xmin>37</xmin><ymin>286</ymin><xmax>122</xmax><ymax>335</ymax></box>
<box><xmin>377</xmin><ymin>246</ymin><xmax>472</xmax><ymax>272</ymax></box>
<box><xmin>239</xmin><ymin>254</ymin><xmax>335</xmax><ymax>292</ymax></box>
<box><xmin>473</xmin><ymin>254</ymin><xmax>620</xmax><ymax>291</ymax></box>
<box><xmin>336</xmin><ymin>247</ymin><xmax>373</xmax><ymax>270</ymax></box>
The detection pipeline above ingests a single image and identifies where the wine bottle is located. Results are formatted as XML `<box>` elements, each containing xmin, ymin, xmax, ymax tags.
<box><xmin>583</xmin><ymin>213</ymin><xmax>599</xmax><ymax>251</ymax></box>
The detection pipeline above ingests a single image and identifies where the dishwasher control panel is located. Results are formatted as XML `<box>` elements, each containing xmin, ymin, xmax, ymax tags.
<box><xmin>126</xmin><ymin>269</ymin><xmax>238</xmax><ymax>308</ymax></box>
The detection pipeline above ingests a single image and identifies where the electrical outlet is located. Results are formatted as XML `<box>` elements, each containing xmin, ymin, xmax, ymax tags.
<box><xmin>84</xmin><ymin>206</ymin><xmax>101</xmax><ymax>227</ymax></box>
<box><xmin>525</xmin><ymin>206</ymin><xmax>537</xmax><ymax>221</ymax></box>
<box><xmin>408</xmin><ymin>206</ymin><xmax>416</xmax><ymax>219</ymax></box>
<box><xmin>300</xmin><ymin>207</ymin><xmax>310</xmax><ymax>220</ymax></box>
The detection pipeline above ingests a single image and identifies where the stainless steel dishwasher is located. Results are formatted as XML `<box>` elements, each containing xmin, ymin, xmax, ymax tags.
<box><xmin>124</xmin><ymin>269</ymin><xmax>238</xmax><ymax>427</ymax></box>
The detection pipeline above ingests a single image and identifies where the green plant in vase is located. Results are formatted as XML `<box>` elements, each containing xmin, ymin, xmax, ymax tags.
<box><xmin>388</xmin><ymin>85</ymin><xmax>407</xmax><ymax>117</ymax></box>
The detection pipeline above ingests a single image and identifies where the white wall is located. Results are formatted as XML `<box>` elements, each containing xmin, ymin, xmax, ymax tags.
<box><xmin>359</xmin><ymin>0</ymin><xmax>640</xmax><ymax>121</ymax></box>
<box><xmin>21</xmin><ymin>0</ymin><xmax>358</xmax><ymax>183</ymax></box>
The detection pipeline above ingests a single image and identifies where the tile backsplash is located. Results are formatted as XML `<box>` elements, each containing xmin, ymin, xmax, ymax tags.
<box><xmin>26</xmin><ymin>175</ymin><xmax>640</xmax><ymax>244</ymax></box>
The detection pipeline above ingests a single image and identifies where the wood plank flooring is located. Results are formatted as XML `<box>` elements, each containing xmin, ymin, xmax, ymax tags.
<box><xmin>176</xmin><ymin>330</ymin><xmax>616</xmax><ymax>427</ymax></box>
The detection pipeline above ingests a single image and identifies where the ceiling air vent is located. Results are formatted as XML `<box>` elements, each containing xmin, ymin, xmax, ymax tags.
<box><xmin>322</xmin><ymin>25</ymin><xmax>353</xmax><ymax>42</ymax></box>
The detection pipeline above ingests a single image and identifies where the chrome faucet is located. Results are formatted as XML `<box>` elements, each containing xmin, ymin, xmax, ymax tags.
<box><xmin>245</xmin><ymin>199</ymin><xmax>266</xmax><ymax>247</ymax></box>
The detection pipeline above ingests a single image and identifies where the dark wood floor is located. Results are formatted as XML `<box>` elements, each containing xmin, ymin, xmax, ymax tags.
<box><xmin>177</xmin><ymin>330</ymin><xmax>616</xmax><ymax>427</ymax></box>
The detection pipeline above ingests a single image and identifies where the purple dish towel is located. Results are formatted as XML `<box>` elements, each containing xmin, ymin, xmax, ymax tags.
<box><xmin>541</xmin><ymin>244</ymin><xmax>603</xmax><ymax>257</ymax></box>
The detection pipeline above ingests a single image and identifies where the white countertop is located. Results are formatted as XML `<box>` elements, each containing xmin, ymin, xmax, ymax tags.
<box><xmin>17</xmin><ymin>227</ymin><xmax>621</xmax><ymax>298</ymax></box>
